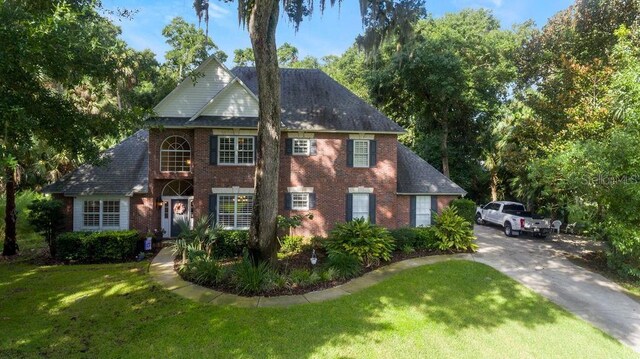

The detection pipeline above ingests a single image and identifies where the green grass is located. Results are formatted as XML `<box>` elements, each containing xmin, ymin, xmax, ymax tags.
<box><xmin>0</xmin><ymin>260</ymin><xmax>636</xmax><ymax>359</ymax></box>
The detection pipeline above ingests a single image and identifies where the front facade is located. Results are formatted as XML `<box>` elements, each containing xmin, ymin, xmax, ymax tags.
<box><xmin>45</xmin><ymin>57</ymin><xmax>466</xmax><ymax>238</ymax></box>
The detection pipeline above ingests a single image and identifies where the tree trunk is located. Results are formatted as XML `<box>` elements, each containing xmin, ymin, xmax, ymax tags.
<box><xmin>440</xmin><ymin>121</ymin><xmax>450</xmax><ymax>178</ymax></box>
<box><xmin>2</xmin><ymin>167</ymin><xmax>17</xmax><ymax>256</ymax></box>
<box><xmin>248</xmin><ymin>0</ymin><xmax>281</xmax><ymax>264</ymax></box>
<box><xmin>490</xmin><ymin>171</ymin><xmax>499</xmax><ymax>201</ymax></box>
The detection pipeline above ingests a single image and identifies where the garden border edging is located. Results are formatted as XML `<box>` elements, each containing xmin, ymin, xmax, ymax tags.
<box><xmin>149</xmin><ymin>247</ymin><xmax>474</xmax><ymax>307</ymax></box>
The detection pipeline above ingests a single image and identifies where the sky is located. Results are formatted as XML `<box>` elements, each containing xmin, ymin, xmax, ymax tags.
<box><xmin>102</xmin><ymin>0</ymin><xmax>574</xmax><ymax>66</ymax></box>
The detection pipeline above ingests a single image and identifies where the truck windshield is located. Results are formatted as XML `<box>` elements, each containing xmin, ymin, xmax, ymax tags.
<box><xmin>503</xmin><ymin>204</ymin><xmax>526</xmax><ymax>212</ymax></box>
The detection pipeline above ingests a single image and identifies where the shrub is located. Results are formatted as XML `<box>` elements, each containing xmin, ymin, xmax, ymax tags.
<box><xmin>216</xmin><ymin>230</ymin><xmax>249</xmax><ymax>258</ymax></box>
<box><xmin>327</xmin><ymin>251</ymin><xmax>362</xmax><ymax>279</ymax></box>
<box><xmin>389</xmin><ymin>227</ymin><xmax>438</xmax><ymax>250</ymax></box>
<box><xmin>389</xmin><ymin>227</ymin><xmax>420</xmax><ymax>249</ymax></box>
<box><xmin>233</xmin><ymin>257</ymin><xmax>273</xmax><ymax>295</ymax></box>
<box><xmin>326</xmin><ymin>218</ymin><xmax>395</xmax><ymax>266</ymax></box>
<box><xmin>604</xmin><ymin>221</ymin><xmax>640</xmax><ymax>279</ymax></box>
<box><xmin>414</xmin><ymin>227</ymin><xmax>439</xmax><ymax>250</ymax></box>
<box><xmin>27</xmin><ymin>198</ymin><xmax>65</xmax><ymax>257</ymax></box>
<box><xmin>279</xmin><ymin>235</ymin><xmax>305</xmax><ymax>255</ymax></box>
<box><xmin>320</xmin><ymin>267</ymin><xmax>337</xmax><ymax>281</ymax></box>
<box><xmin>55</xmin><ymin>230</ymin><xmax>139</xmax><ymax>263</ymax></box>
<box><xmin>433</xmin><ymin>207</ymin><xmax>478</xmax><ymax>252</ymax></box>
<box><xmin>401</xmin><ymin>244</ymin><xmax>416</xmax><ymax>254</ymax></box>
<box><xmin>289</xmin><ymin>268</ymin><xmax>320</xmax><ymax>287</ymax></box>
<box><xmin>182</xmin><ymin>257</ymin><xmax>222</xmax><ymax>286</ymax></box>
<box><xmin>449</xmin><ymin>198</ymin><xmax>477</xmax><ymax>226</ymax></box>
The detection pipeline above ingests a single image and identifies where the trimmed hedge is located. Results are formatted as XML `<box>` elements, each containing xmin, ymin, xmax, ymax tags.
<box><xmin>55</xmin><ymin>230</ymin><xmax>139</xmax><ymax>263</ymax></box>
<box><xmin>389</xmin><ymin>226</ymin><xmax>438</xmax><ymax>250</ymax></box>
<box><xmin>215</xmin><ymin>230</ymin><xmax>248</xmax><ymax>259</ymax></box>
<box><xmin>450</xmin><ymin>198</ymin><xmax>477</xmax><ymax>225</ymax></box>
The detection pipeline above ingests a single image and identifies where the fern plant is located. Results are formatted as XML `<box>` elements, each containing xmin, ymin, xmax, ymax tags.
<box><xmin>433</xmin><ymin>207</ymin><xmax>478</xmax><ymax>252</ymax></box>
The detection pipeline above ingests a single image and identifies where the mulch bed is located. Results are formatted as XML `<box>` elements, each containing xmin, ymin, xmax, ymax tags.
<box><xmin>173</xmin><ymin>246</ymin><xmax>468</xmax><ymax>297</ymax></box>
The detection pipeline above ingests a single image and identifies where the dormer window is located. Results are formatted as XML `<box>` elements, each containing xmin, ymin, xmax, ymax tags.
<box><xmin>160</xmin><ymin>136</ymin><xmax>191</xmax><ymax>172</ymax></box>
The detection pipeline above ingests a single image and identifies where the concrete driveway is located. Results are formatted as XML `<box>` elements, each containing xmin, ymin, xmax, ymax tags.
<box><xmin>473</xmin><ymin>224</ymin><xmax>640</xmax><ymax>353</ymax></box>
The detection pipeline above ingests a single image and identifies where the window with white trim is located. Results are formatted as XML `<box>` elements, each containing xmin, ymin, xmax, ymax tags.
<box><xmin>415</xmin><ymin>196</ymin><xmax>431</xmax><ymax>227</ymax></box>
<box><xmin>292</xmin><ymin>139</ymin><xmax>310</xmax><ymax>155</ymax></box>
<box><xmin>291</xmin><ymin>193</ymin><xmax>310</xmax><ymax>210</ymax></box>
<box><xmin>83</xmin><ymin>200</ymin><xmax>120</xmax><ymax>229</ymax></box>
<box><xmin>353</xmin><ymin>140</ymin><xmax>369</xmax><ymax>167</ymax></box>
<box><xmin>352</xmin><ymin>193</ymin><xmax>369</xmax><ymax>220</ymax></box>
<box><xmin>217</xmin><ymin>194</ymin><xmax>254</xmax><ymax>229</ymax></box>
<box><xmin>218</xmin><ymin>136</ymin><xmax>254</xmax><ymax>165</ymax></box>
<box><xmin>160</xmin><ymin>136</ymin><xmax>191</xmax><ymax>172</ymax></box>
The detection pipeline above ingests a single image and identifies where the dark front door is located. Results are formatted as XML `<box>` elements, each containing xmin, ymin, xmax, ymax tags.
<box><xmin>171</xmin><ymin>199</ymin><xmax>189</xmax><ymax>237</ymax></box>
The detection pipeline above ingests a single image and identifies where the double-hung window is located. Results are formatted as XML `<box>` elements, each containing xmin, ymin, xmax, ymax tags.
<box><xmin>83</xmin><ymin>200</ymin><xmax>120</xmax><ymax>229</ymax></box>
<box><xmin>217</xmin><ymin>194</ymin><xmax>254</xmax><ymax>229</ymax></box>
<box><xmin>352</xmin><ymin>193</ymin><xmax>370</xmax><ymax>220</ymax></box>
<box><xmin>292</xmin><ymin>139</ymin><xmax>310</xmax><ymax>155</ymax></box>
<box><xmin>415</xmin><ymin>196</ymin><xmax>431</xmax><ymax>227</ymax></box>
<box><xmin>291</xmin><ymin>193</ymin><xmax>310</xmax><ymax>210</ymax></box>
<box><xmin>218</xmin><ymin>136</ymin><xmax>254</xmax><ymax>165</ymax></box>
<box><xmin>353</xmin><ymin>140</ymin><xmax>370</xmax><ymax>167</ymax></box>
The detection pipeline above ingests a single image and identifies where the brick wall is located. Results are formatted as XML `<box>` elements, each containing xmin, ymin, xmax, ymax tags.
<box><xmin>437</xmin><ymin>195</ymin><xmax>458</xmax><ymax>212</ymax></box>
<box><xmin>279</xmin><ymin>133</ymin><xmax>398</xmax><ymax>237</ymax></box>
<box><xmin>140</xmin><ymin>129</ymin><xmax>457</xmax><ymax>238</ymax></box>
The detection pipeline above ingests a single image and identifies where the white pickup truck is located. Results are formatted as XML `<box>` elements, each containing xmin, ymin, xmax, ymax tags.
<box><xmin>475</xmin><ymin>201</ymin><xmax>552</xmax><ymax>238</ymax></box>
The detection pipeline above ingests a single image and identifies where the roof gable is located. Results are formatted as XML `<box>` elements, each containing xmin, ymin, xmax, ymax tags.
<box><xmin>197</xmin><ymin>80</ymin><xmax>259</xmax><ymax>118</ymax></box>
<box><xmin>153</xmin><ymin>57</ymin><xmax>235</xmax><ymax>117</ymax></box>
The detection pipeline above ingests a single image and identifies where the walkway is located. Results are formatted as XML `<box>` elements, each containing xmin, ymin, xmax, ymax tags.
<box><xmin>150</xmin><ymin>227</ymin><xmax>640</xmax><ymax>353</ymax></box>
<box><xmin>474</xmin><ymin>224</ymin><xmax>640</xmax><ymax>353</ymax></box>
<box><xmin>149</xmin><ymin>248</ymin><xmax>472</xmax><ymax>307</ymax></box>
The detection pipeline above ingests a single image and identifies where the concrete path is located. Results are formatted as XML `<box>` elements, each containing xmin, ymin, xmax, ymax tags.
<box><xmin>474</xmin><ymin>224</ymin><xmax>640</xmax><ymax>353</ymax></box>
<box><xmin>149</xmin><ymin>247</ymin><xmax>473</xmax><ymax>307</ymax></box>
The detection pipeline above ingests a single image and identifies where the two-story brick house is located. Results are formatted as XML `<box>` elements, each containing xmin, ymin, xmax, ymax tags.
<box><xmin>45</xmin><ymin>56</ymin><xmax>466</xmax><ymax>238</ymax></box>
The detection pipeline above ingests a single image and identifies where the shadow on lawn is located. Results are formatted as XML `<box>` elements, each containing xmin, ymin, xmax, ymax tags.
<box><xmin>0</xmin><ymin>260</ymin><xmax>616</xmax><ymax>358</ymax></box>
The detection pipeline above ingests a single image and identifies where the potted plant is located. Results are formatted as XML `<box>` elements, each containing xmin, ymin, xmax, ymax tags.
<box><xmin>152</xmin><ymin>228</ymin><xmax>166</xmax><ymax>248</ymax></box>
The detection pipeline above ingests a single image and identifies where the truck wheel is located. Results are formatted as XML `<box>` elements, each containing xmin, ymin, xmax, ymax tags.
<box><xmin>504</xmin><ymin>222</ymin><xmax>514</xmax><ymax>237</ymax></box>
<box><xmin>476</xmin><ymin>214</ymin><xmax>485</xmax><ymax>225</ymax></box>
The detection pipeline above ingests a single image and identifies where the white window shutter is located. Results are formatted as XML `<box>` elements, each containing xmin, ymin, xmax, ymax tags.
<box><xmin>120</xmin><ymin>198</ymin><xmax>130</xmax><ymax>230</ymax></box>
<box><xmin>73</xmin><ymin>197</ymin><xmax>82</xmax><ymax>231</ymax></box>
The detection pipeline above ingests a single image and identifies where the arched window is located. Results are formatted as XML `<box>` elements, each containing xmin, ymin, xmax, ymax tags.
<box><xmin>160</xmin><ymin>136</ymin><xmax>191</xmax><ymax>172</ymax></box>
<box><xmin>162</xmin><ymin>180</ymin><xmax>194</xmax><ymax>196</ymax></box>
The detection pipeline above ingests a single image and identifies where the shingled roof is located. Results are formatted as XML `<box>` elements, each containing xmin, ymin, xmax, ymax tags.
<box><xmin>231</xmin><ymin>67</ymin><xmax>404</xmax><ymax>132</ymax></box>
<box><xmin>43</xmin><ymin>130</ymin><xmax>149</xmax><ymax>196</ymax></box>
<box><xmin>396</xmin><ymin>143</ymin><xmax>467</xmax><ymax>195</ymax></box>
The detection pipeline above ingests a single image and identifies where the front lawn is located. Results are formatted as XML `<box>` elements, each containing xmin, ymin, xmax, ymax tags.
<box><xmin>0</xmin><ymin>260</ymin><xmax>635</xmax><ymax>358</ymax></box>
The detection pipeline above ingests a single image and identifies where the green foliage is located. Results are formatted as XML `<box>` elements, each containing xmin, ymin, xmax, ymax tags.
<box><xmin>326</xmin><ymin>219</ymin><xmax>395</xmax><ymax>266</ymax></box>
<box><xmin>433</xmin><ymin>207</ymin><xmax>478</xmax><ymax>252</ymax></box>
<box><xmin>181</xmin><ymin>257</ymin><xmax>223</xmax><ymax>286</ymax></box>
<box><xmin>288</xmin><ymin>269</ymin><xmax>320</xmax><ymax>287</ymax></box>
<box><xmin>401</xmin><ymin>244</ymin><xmax>416</xmax><ymax>254</ymax></box>
<box><xmin>0</xmin><ymin>191</ymin><xmax>42</xmax><ymax>240</ymax></box>
<box><xmin>389</xmin><ymin>227</ymin><xmax>438</xmax><ymax>250</ymax></box>
<box><xmin>604</xmin><ymin>222</ymin><xmax>640</xmax><ymax>279</ymax></box>
<box><xmin>26</xmin><ymin>198</ymin><xmax>64</xmax><ymax>256</ymax></box>
<box><xmin>162</xmin><ymin>17</ymin><xmax>227</xmax><ymax>79</ymax></box>
<box><xmin>54</xmin><ymin>230</ymin><xmax>139</xmax><ymax>263</ymax></box>
<box><xmin>279</xmin><ymin>235</ymin><xmax>305</xmax><ymax>255</ymax></box>
<box><xmin>232</xmin><ymin>257</ymin><xmax>273</xmax><ymax>295</ymax></box>
<box><xmin>450</xmin><ymin>198</ymin><xmax>477</xmax><ymax>225</ymax></box>
<box><xmin>216</xmin><ymin>230</ymin><xmax>249</xmax><ymax>259</ymax></box>
<box><xmin>326</xmin><ymin>251</ymin><xmax>363</xmax><ymax>280</ymax></box>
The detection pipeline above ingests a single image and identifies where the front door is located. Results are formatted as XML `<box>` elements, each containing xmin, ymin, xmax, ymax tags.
<box><xmin>170</xmin><ymin>199</ymin><xmax>189</xmax><ymax>237</ymax></box>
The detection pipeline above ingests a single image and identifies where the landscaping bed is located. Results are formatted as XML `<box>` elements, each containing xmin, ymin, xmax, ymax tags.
<box><xmin>171</xmin><ymin>206</ymin><xmax>478</xmax><ymax>297</ymax></box>
<box><xmin>173</xmin><ymin>245</ymin><xmax>469</xmax><ymax>296</ymax></box>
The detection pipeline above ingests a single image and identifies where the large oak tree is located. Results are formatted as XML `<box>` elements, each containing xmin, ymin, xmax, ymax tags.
<box><xmin>194</xmin><ymin>0</ymin><xmax>425</xmax><ymax>263</ymax></box>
